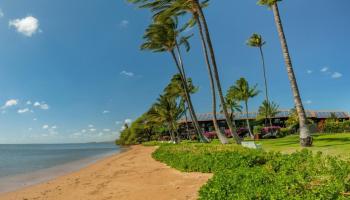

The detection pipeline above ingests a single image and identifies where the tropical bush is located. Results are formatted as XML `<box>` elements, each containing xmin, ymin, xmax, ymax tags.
<box><xmin>153</xmin><ymin>143</ymin><xmax>350</xmax><ymax>200</ymax></box>
<box><xmin>253</xmin><ymin>125</ymin><xmax>263</xmax><ymax>135</ymax></box>
<box><xmin>322</xmin><ymin>120</ymin><xmax>350</xmax><ymax>133</ymax></box>
<box><xmin>280</xmin><ymin>127</ymin><xmax>293</xmax><ymax>137</ymax></box>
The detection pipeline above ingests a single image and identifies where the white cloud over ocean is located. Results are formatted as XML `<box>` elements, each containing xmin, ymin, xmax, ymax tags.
<box><xmin>2</xmin><ymin>99</ymin><xmax>18</xmax><ymax>109</ymax></box>
<box><xmin>9</xmin><ymin>16</ymin><xmax>39</xmax><ymax>37</ymax></box>
<box><xmin>331</xmin><ymin>72</ymin><xmax>343</xmax><ymax>79</ymax></box>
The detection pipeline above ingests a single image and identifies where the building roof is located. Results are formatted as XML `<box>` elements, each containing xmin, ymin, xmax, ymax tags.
<box><xmin>180</xmin><ymin>110</ymin><xmax>350</xmax><ymax>122</ymax></box>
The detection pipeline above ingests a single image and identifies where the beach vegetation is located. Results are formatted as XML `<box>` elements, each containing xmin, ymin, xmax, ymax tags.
<box><xmin>151</xmin><ymin>136</ymin><xmax>350</xmax><ymax>199</ymax></box>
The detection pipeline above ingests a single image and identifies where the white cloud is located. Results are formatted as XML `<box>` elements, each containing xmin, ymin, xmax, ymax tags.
<box><xmin>0</xmin><ymin>9</ymin><xmax>4</xmax><ymax>18</ymax></box>
<box><xmin>125</xmin><ymin>118</ymin><xmax>132</xmax><ymax>124</ymax></box>
<box><xmin>115</xmin><ymin>121</ymin><xmax>122</xmax><ymax>125</ymax></box>
<box><xmin>28</xmin><ymin>128</ymin><xmax>33</xmax><ymax>131</ymax></box>
<box><xmin>26</xmin><ymin>101</ymin><xmax>32</xmax><ymax>105</ymax></box>
<box><xmin>33</xmin><ymin>101</ymin><xmax>49</xmax><ymax>110</ymax></box>
<box><xmin>305</xmin><ymin>100</ymin><xmax>312</xmax><ymax>105</ymax></box>
<box><xmin>331</xmin><ymin>72</ymin><xmax>343</xmax><ymax>79</ymax></box>
<box><xmin>120</xmin><ymin>126</ymin><xmax>126</xmax><ymax>131</ymax></box>
<box><xmin>102</xmin><ymin>110</ymin><xmax>110</xmax><ymax>114</ymax></box>
<box><xmin>119</xmin><ymin>119</ymin><xmax>132</xmax><ymax>131</ymax></box>
<box><xmin>18</xmin><ymin>108</ymin><xmax>30</xmax><ymax>114</ymax></box>
<box><xmin>33</xmin><ymin>118</ymin><xmax>37</xmax><ymax>121</ymax></box>
<box><xmin>103</xmin><ymin>129</ymin><xmax>110</xmax><ymax>132</ymax></box>
<box><xmin>73</xmin><ymin>132</ymin><xmax>82</xmax><ymax>136</ymax></box>
<box><xmin>306</xmin><ymin>70</ymin><xmax>312</xmax><ymax>74</ymax></box>
<box><xmin>81</xmin><ymin>129</ymin><xmax>87</xmax><ymax>133</ymax></box>
<box><xmin>119</xmin><ymin>20</ymin><xmax>129</xmax><ymax>27</ymax></box>
<box><xmin>120</xmin><ymin>70</ymin><xmax>134</xmax><ymax>77</ymax></box>
<box><xmin>9</xmin><ymin>16</ymin><xmax>39</xmax><ymax>37</ymax></box>
<box><xmin>2</xmin><ymin>99</ymin><xmax>18</xmax><ymax>109</ymax></box>
<box><xmin>88</xmin><ymin>124</ymin><xmax>94</xmax><ymax>128</ymax></box>
<box><xmin>320</xmin><ymin>67</ymin><xmax>329</xmax><ymax>72</ymax></box>
<box><xmin>98</xmin><ymin>132</ymin><xmax>104</xmax><ymax>137</ymax></box>
<box><xmin>42</xmin><ymin>125</ymin><xmax>49</xmax><ymax>129</ymax></box>
<box><xmin>89</xmin><ymin>128</ymin><xmax>96</xmax><ymax>132</ymax></box>
<box><xmin>51</xmin><ymin>125</ymin><xmax>57</xmax><ymax>129</ymax></box>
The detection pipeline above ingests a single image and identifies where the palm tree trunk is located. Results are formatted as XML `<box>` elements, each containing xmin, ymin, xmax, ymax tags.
<box><xmin>272</xmin><ymin>3</ymin><xmax>312</xmax><ymax>147</ymax></box>
<box><xmin>245</xmin><ymin>101</ymin><xmax>253</xmax><ymax>138</ymax></box>
<box><xmin>194</xmin><ymin>2</ymin><xmax>241</xmax><ymax>144</ymax></box>
<box><xmin>194</xmin><ymin>15</ymin><xmax>229</xmax><ymax>144</ymax></box>
<box><xmin>184</xmin><ymin>104</ymin><xmax>191</xmax><ymax>140</ymax></box>
<box><xmin>259</xmin><ymin>46</ymin><xmax>273</xmax><ymax>127</ymax></box>
<box><xmin>169</xmin><ymin>129</ymin><xmax>175</xmax><ymax>143</ymax></box>
<box><xmin>170</xmin><ymin>49</ymin><xmax>209</xmax><ymax>143</ymax></box>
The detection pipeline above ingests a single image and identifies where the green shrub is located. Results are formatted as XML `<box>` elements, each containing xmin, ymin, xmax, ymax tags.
<box><xmin>324</xmin><ymin>121</ymin><xmax>344</xmax><ymax>133</ymax></box>
<box><xmin>280</xmin><ymin>127</ymin><xmax>293</xmax><ymax>137</ymax></box>
<box><xmin>153</xmin><ymin>143</ymin><xmax>350</xmax><ymax>200</ymax></box>
<box><xmin>253</xmin><ymin>125</ymin><xmax>263</xmax><ymax>135</ymax></box>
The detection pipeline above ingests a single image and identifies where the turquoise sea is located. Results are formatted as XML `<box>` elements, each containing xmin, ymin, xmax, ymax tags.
<box><xmin>0</xmin><ymin>142</ymin><xmax>122</xmax><ymax>193</ymax></box>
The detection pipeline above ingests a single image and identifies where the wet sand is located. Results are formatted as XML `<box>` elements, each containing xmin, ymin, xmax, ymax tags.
<box><xmin>0</xmin><ymin>145</ymin><xmax>212</xmax><ymax>200</ymax></box>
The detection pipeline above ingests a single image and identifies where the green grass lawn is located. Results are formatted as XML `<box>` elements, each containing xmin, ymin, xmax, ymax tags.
<box><xmin>257</xmin><ymin>133</ymin><xmax>350</xmax><ymax>159</ymax></box>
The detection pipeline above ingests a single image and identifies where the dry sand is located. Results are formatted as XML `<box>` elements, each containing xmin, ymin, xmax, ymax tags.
<box><xmin>0</xmin><ymin>145</ymin><xmax>212</xmax><ymax>200</ymax></box>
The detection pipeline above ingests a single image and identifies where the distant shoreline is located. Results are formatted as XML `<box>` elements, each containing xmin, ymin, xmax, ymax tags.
<box><xmin>0</xmin><ymin>145</ymin><xmax>211</xmax><ymax>200</ymax></box>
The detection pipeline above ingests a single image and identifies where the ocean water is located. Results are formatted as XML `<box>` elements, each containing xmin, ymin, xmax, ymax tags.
<box><xmin>0</xmin><ymin>142</ymin><xmax>122</xmax><ymax>193</ymax></box>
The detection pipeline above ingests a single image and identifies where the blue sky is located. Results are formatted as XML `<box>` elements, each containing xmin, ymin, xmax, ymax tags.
<box><xmin>0</xmin><ymin>0</ymin><xmax>348</xmax><ymax>143</ymax></box>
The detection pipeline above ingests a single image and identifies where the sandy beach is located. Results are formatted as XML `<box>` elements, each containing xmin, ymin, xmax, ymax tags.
<box><xmin>0</xmin><ymin>145</ymin><xmax>212</xmax><ymax>200</ymax></box>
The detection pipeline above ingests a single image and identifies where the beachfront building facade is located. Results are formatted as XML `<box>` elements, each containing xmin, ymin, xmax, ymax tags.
<box><xmin>179</xmin><ymin>110</ymin><xmax>350</xmax><ymax>133</ymax></box>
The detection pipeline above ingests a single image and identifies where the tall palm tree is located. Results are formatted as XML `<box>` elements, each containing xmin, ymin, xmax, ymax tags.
<box><xmin>128</xmin><ymin>0</ymin><xmax>241</xmax><ymax>144</ymax></box>
<box><xmin>258</xmin><ymin>100</ymin><xmax>279</xmax><ymax>121</ymax></box>
<box><xmin>140</xmin><ymin>17</ymin><xmax>209</xmax><ymax>142</ymax></box>
<box><xmin>258</xmin><ymin>0</ymin><xmax>312</xmax><ymax>147</ymax></box>
<box><xmin>228</xmin><ymin>78</ymin><xmax>259</xmax><ymax>138</ymax></box>
<box><xmin>247</xmin><ymin>33</ymin><xmax>272</xmax><ymax>127</ymax></box>
<box><xmin>148</xmin><ymin>95</ymin><xmax>184</xmax><ymax>143</ymax></box>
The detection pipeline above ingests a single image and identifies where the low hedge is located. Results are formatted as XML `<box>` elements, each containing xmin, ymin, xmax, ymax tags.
<box><xmin>152</xmin><ymin>143</ymin><xmax>350</xmax><ymax>200</ymax></box>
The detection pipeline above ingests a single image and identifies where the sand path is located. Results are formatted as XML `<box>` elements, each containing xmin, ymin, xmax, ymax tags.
<box><xmin>0</xmin><ymin>145</ymin><xmax>212</xmax><ymax>200</ymax></box>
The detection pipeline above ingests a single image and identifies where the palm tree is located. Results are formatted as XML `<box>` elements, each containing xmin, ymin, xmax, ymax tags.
<box><xmin>258</xmin><ymin>100</ymin><xmax>279</xmax><ymax>122</ymax></box>
<box><xmin>140</xmin><ymin>17</ymin><xmax>209</xmax><ymax>142</ymax></box>
<box><xmin>191</xmin><ymin>0</ymin><xmax>242</xmax><ymax>144</ymax></box>
<box><xmin>128</xmin><ymin>0</ymin><xmax>241</xmax><ymax>144</ymax></box>
<box><xmin>258</xmin><ymin>0</ymin><xmax>312</xmax><ymax>147</ymax></box>
<box><xmin>148</xmin><ymin>95</ymin><xmax>184</xmax><ymax>143</ymax></box>
<box><xmin>224</xmin><ymin>93</ymin><xmax>242</xmax><ymax>128</ymax></box>
<box><xmin>228</xmin><ymin>78</ymin><xmax>259</xmax><ymax>138</ymax></box>
<box><xmin>164</xmin><ymin>74</ymin><xmax>198</xmax><ymax>139</ymax></box>
<box><xmin>247</xmin><ymin>33</ymin><xmax>273</xmax><ymax>127</ymax></box>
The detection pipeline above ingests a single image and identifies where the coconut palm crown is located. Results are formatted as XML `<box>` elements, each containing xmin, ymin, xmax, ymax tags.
<box><xmin>247</xmin><ymin>33</ymin><xmax>265</xmax><ymax>48</ymax></box>
<box><xmin>257</xmin><ymin>0</ymin><xmax>281</xmax><ymax>7</ymax></box>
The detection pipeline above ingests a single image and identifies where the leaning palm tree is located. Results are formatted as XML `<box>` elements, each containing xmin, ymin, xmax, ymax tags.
<box><xmin>258</xmin><ymin>100</ymin><xmax>279</xmax><ymax>122</ymax></box>
<box><xmin>129</xmin><ymin>0</ymin><xmax>241</xmax><ymax>144</ymax></box>
<box><xmin>182</xmin><ymin>0</ymin><xmax>242</xmax><ymax>144</ymax></box>
<box><xmin>148</xmin><ymin>95</ymin><xmax>184</xmax><ymax>143</ymax></box>
<box><xmin>228</xmin><ymin>78</ymin><xmax>259</xmax><ymax>138</ymax></box>
<box><xmin>258</xmin><ymin>0</ymin><xmax>312</xmax><ymax>147</ymax></box>
<box><xmin>247</xmin><ymin>33</ymin><xmax>272</xmax><ymax>127</ymax></box>
<box><xmin>141</xmin><ymin>17</ymin><xmax>209</xmax><ymax>142</ymax></box>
